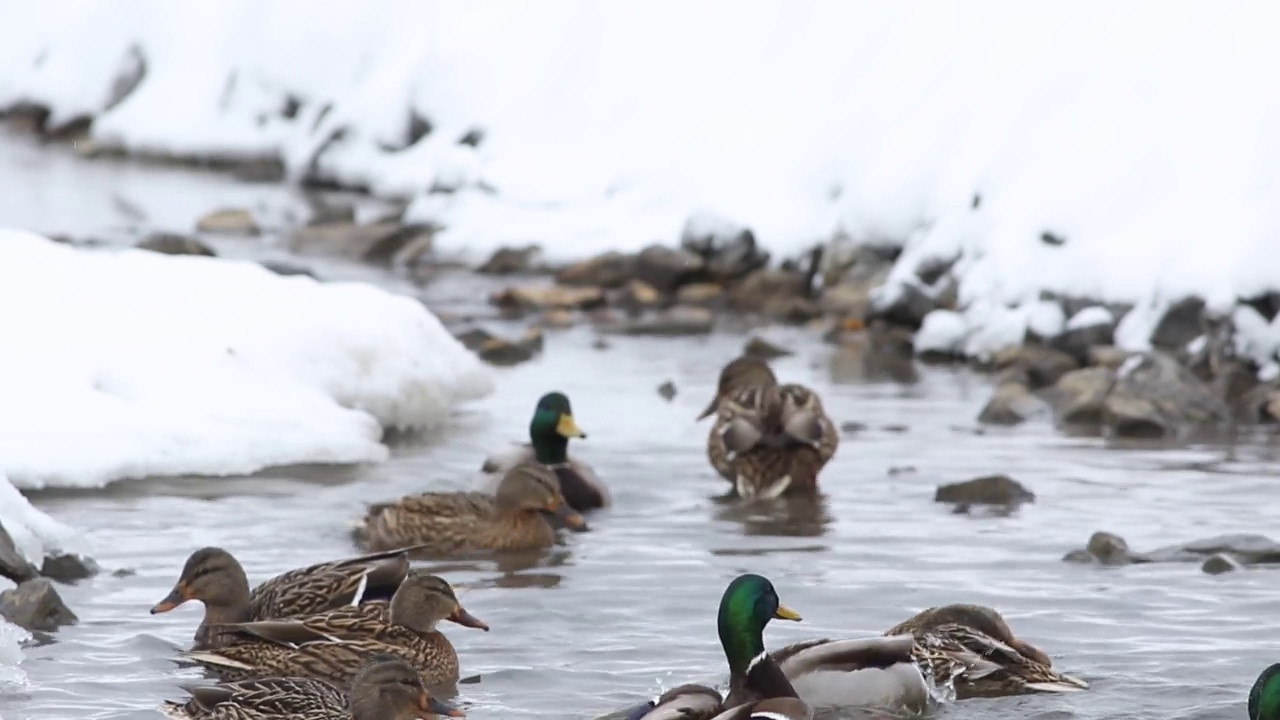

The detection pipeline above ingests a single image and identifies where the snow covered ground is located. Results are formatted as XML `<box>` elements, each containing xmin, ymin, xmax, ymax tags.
<box><xmin>2</xmin><ymin>1</ymin><xmax>1280</xmax><ymax>358</ymax></box>
<box><xmin>0</xmin><ymin>232</ymin><xmax>492</xmax><ymax>489</ymax></box>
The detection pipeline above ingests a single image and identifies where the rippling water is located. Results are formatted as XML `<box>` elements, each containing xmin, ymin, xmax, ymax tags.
<box><xmin>0</xmin><ymin>132</ymin><xmax>1274</xmax><ymax>720</ymax></box>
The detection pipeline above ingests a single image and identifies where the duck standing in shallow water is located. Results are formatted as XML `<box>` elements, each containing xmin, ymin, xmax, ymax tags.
<box><xmin>160</xmin><ymin>656</ymin><xmax>463</xmax><ymax>719</ymax></box>
<box><xmin>699</xmin><ymin>357</ymin><xmax>839</xmax><ymax>499</ymax></box>
<box><xmin>355</xmin><ymin>462</ymin><xmax>587</xmax><ymax>555</ymax></box>
<box><xmin>1252</xmin><ymin>664</ymin><xmax>1280</xmax><ymax>720</ymax></box>
<box><xmin>478</xmin><ymin>391</ymin><xmax>609</xmax><ymax>512</ymax></box>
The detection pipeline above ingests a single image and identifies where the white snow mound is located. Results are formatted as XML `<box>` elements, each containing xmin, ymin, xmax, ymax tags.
<box><xmin>0</xmin><ymin>232</ymin><xmax>492</xmax><ymax>489</ymax></box>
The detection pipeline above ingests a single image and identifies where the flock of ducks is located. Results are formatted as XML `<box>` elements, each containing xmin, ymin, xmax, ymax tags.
<box><xmin>147</xmin><ymin>355</ymin><xmax>1106</xmax><ymax>719</ymax></box>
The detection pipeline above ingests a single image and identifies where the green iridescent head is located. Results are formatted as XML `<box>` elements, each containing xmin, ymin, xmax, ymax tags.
<box><xmin>716</xmin><ymin>573</ymin><xmax>802</xmax><ymax>675</ymax></box>
<box><xmin>529</xmin><ymin>392</ymin><xmax>585</xmax><ymax>464</ymax></box>
<box><xmin>1250</xmin><ymin>664</ymin><xmax>1280</xmax><ymax>720</ymax></box>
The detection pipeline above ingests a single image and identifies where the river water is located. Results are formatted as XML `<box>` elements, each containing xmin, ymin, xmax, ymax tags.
<box><xmin>0</xmin><ymin>131</ymin><xmax>1274</xmax><ymax>720</ymax></box>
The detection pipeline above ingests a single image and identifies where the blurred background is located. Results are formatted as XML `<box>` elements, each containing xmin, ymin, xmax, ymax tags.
<box><xmin>0</xmin><ymin>1</ymin><xmax>1276</xmax><ymax>719</ymax></box>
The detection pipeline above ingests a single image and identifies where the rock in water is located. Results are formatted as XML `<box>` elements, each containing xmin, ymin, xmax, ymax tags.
<box><xmin>40</xmin><ymin>554</ymin><xmax>99</xmax><ymax>583</ymax></box>
<box><xmin>977</xmin><ymin>381</ymin><xmax>1049</xmax><ymax>426</ymax></box>
<box><xmin>556</xmin><ymin>251</ymin><xmax>636</xmax><ymax>288</ymax></box>
<box><xmin>0</xmin><ymin>578</ymin><xmax>77</xmax><ymax>632</ymax></box>
<box><xmin>743</xmin><ymin>336</ymin><xmax>792</xmax><ymax>360</ymax></box>
<box><xmin>656</xmin><ymin>380</ymin><xmax>677</xmax><ymax>401</ymax></box>
<box><xmin>136</xmin><ymin>233</ymin><xmax>216</xmax><ymax>257</ymax></box>
<box><xmin>478</xmin><ymin>245</ymin><xmax>542</xmax><ymax>275</ymax></box>
<box><xmin>992</xmin><ymin>345</ymin><xmax>1080</xmax><ymax>389</ymax></box>
<box><xmin>0</xmin><ymin>525</ymin><xmax>38</xmax><ymax>584</ymax></box>
<box><xmin>1084</xmin><ymin>531</ymin><xmax>1135</xmax><ymax>565</ymax></box>
<box><xmin>935</xmin><ymin>474</ymin><xmax>1035</xmax><ymax>506</ymax></box>
<box><xmin>195</xmin><ymin>208</ymin><xmax>260</xmax><ymax>235</ymax></box>
<box><xmin>1047</xmin><ymin>367</ymin><xmax>1116</xmax><ymax>430</ymax></box>
<box><xmin>632</xmin><ymin>244</ymin><xmax>704</xmax><ymax>293</ymax></box>
<box><xmin>1201</xmin><ymin>553</ymin><xmax>1243</xmax><ymax>575</ymax></box>
<box><xmin>491</xmin><ymin>284</ymin><xmax>607</xmax><ymax>313</ymax></box>
<box><xmin>1102</xmin><ymin>352</ymin><xmax>1226</xmax><ymax>438</ymax></box>
<box><xmin>602</xmin><ymin>306</ymin><xmax>714</xmax><ymax>336</ymax></box>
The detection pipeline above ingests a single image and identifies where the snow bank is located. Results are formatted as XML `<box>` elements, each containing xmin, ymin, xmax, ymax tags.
<box><xmin>0</xmin><ymin>232</ymin><xmax>492</xmax><ymax>489</ymax></box>
<box><xmin>0</xmin><ymin>472</ymin><xmax>86</xmax><ymax>565</ymax></box>
<box><xmin>0</xmin><ymin>618</ymin><xmax>29</xmax><ymax>686</ymax></box>
<box><xmin>4</xmin><ymin>1</ymin><xmax>1280</xmax><ymax>354</ymax></box>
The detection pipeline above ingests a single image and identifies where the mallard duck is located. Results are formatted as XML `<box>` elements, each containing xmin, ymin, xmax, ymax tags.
<box><xmin>181</xmin><ymin>572</ymin><xmax>488</xmax><ymax>689</ymax></box>
<box><xmin>151</xmin><ymin>546</ymin><xmax>423</xmax><ymax>649</ymax></box>
<box><xmin>699</xmin><ymin>358</ymin><xmax>839</xmax><ymax>499</ymax></box>
<box><xmin>160</xmin><ymin>655</ymin><xmax>463</xmax><ymax>719</ymax></box>
<box><xmin>623</xmin><ymin>684</ymin><xmax>813</xmax><ymax>720</ymax></box>
<box><xmin>884</xmin><ymin>604</ymin><xmax>1088</xmax><ymax>698</ymax></box>
<box><xmin>354</xmin><ymin>462</ymin><xmax>587</xmax><ymax>555</ymax></box>
<box><xmin>1252</xmin><ymin>664</ymin><xmax>1280</xmax><ymax>720</ymax></box>
<box><xmin>713</xmin><ymin>573</ymin><xmax>944</xmax><ymax>712</ymax></box>
<box><xmin>477</xmin><ymin>391</ymin><xmax>609</xmax><ymax>512</ymax></box>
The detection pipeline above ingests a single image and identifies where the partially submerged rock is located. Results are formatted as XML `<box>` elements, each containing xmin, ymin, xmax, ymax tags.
<box><xmin>934</xmin><ymin>474</ymin><xmax>1035</xmax><ymax>507</ymax></box>
<box><xmin>977</xmin><ymin>381</ymin><xmax>1050</xmax><ymax>426</ymax></box>
<box><xmin>0</xmin><ymin>526</ymin><xmax>38</xmax><ymax>584</ymax></box>
<box><xmin>679</xmin><ymin>215</ymin><xmax>768</xmax><ymax>281</ymax></box>
<box><xmin>633</xmin><ymin>244</ymin><xmax>704</xmax><ymax>293</ymax></box>
<box><xmin>478</xmin><ymin>245</ymin><xmax>542</xmax><ymax>275</ymax></box>
<box><xmin>40</xmin><ymin>553</ymin><xmax>99</xmax><ymax>583</ymax></box>
<box><xmin>492</xmin><ymin>284</ymin><xmax>607</xmax><ymax>313</ymax></box>
<box><xmin>675</xmin><ymin>282</ymin><xmax>725</xmax><ymax>307</ymax></box>
<box><xmin>195</xmin><ymin>207</ymin><xmax>259</xmax><ymax>235</ymax></box>
<box><xmin>615</xmin><ymin>279</ymin><xmax>663</xmax><ymax>313</ymax></box>
<box><xmin>136</xmin><ymin>233</ymin><xmax>216</xmax><ymax>257</ymax></box>
<box><xmin>288</xmin><ymin>222</ymin><xmax>432</xmax><ymax>264</ymax></box>
<box><xmin>656</xmin><ymin>380</ymin><xmax>677</xmax><ymax>401</ymax></box>
<box><xmin>1063</xmin><ymin>531</ymin><xmax>1136</xmax><ymax>566</ymax></box>
<box><xmin>1047</xmin><ymin>367</ymin><xmax>1116</xmax><ymax>430</ymax></box>
<box><xmin>867</xmin><ymin>281</ymin><xmax>935</xmax><ymax>330</ymax></box>
<box><xmin>454</xmin><ymin>327</ymin><xmax>544</xmax><ymax>367</ymax></box>
<box><xmin>1102</xmin><ymin>352</ymin><xmax>1226</xmax><ymax>438</ymax></box>
<box><xmin>1064</xmin><ymin>532</ymin><xmax>1280</xmax><ymax>569</ymax></box>
<box><xmin>992</xmin><ymin>345</ymin><xmax>1079</xmax><ymax>390</ymax></box>
<box><xmin>1201</xmin><ymin>553</ymin><xmax>1243</xmax><ymax>575</ymax></box>
<box><xmin>556</xmin><ymin>251</ymin><xmax>635</xmax><ymax>288</ymax></box>
<box><xmin>0</xmin><ymin>578</ymin><xmax>77</xmax><ymax>632</ymax></box>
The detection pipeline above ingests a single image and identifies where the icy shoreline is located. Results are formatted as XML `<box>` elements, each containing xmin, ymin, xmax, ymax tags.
<box><xmin>0</xmin><ymin>232</ymin><xmax>492</xmax><ymax>490</ymax></box>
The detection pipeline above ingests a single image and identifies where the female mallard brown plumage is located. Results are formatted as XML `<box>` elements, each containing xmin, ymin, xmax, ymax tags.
<box><xmin>181</xmin><ymin>572</ymin><xmax>489</xmax><ymax>689</ymax></box>
<box><xmin>477</xmin><ymin>391</ymin><xmax>609</xmax><ymax>513</ymax></box>
<box><xmin>354</xmin><ymin>462</ymin><xmax>587</xmax><ymax>555</ymax></box>
<box><xmin>699</xmin><ymin>357</ymin><xmax>838</xmax><ymax>499</ymax></box>
<box><xmin>160</xmin><ymin>656</ymin><xmax>463</xmax><ymax>719</ymax></box>
<box><xmin>150</xmin><ymin>546</ymin><xmax>424</xmax><ymax>649</ymax></box>
<box><xmin>884</xmin><ymin>604</ymin><xmax>1088</xmax><ymax>698</ymax></box>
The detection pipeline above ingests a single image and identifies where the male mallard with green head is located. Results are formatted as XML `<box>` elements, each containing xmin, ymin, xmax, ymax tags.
<box><xmin>885</xmin><ymin>603</ymin><xmax>1088</xmax><ymax>698</ymax></box>
<box><xmin>699</xmin><ymin>358</ymin><xmax>839</xmax><ymax>499</ymax></box>
<box><xmin>150</xmin><ymin>545</ymin><xmax>425</xmax><ymax>650</ymax></box>
<box><xmin>160</xmin><ymin>655</ymin><xmax>463</xmax><ymax>719</ymax></box>
<box><xmin>477</xmin><ymin>391</ymin><xmax>609</xmax><ymax>512</ymax></box>
<box><xmin>1252</xmin><ymin>664</ymin><xmax>1280</xmax><ymax>720</ymax></box>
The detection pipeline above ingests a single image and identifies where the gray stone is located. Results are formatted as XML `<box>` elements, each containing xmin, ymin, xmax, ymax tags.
<box><xmin>633</xmin><ymin>245</ymin><xmax>704</xmax><ymax>293</ymax></box>
<box><xmin>1050</xmin><ymin>322</ymin><xmax>1117</xmax><ymax>366</ymax></box>
<box><xmin>1047</xmin><ymin>367</ymin><xmax>1117</xmax><ymax>429</ymax></box>
<box><xmin>259</xmin><ymin>260</ymin><xmax>318</xmax><ymax>279</ymax></box>
<box><xmin>615</xmin><ymin>279</ymin><xmax>663</xmax><ymax>313</ymax></box>
<box><xmin>656</xmin><ymin>380</ymin><xmax>677</xmax><ymax>401</ymax></box>
<box><xmin>1150</xmin><ymin>296</ymin><xmax>1206</xmax><ymax>351</ymax></box>
<box><xmin>977</xmin><ymin>381</ymin><xmax>1049</xmax><ymax>426</ymax></box>
<box><xmin>1102</xmin><ymin>351</ymin><xmax>1226</xmax><ymax>439</ymax></box>
<box><xmin>39</xmin><ymin>554</ymin><xmax>98</xmax><ymax>583</ymax></box>
<box><xmin>454</xmin><ymin>327</ymin><xmax>544</xmax><ymax>367</ymax></box>
<box><xmin>136</xmin><ymin>233</ymin><xmax>216</xmax><ymax>257</ymax></box>
<box><xmin>1201</xmin><ymin>553</ymin><xmax>1243</xmax><ymax>575</ymax></box>
<box><xmin>867</xmin><ymin>282</ymin><xmax>935</xmax><ymax>330</ymax></box>
<box><xmin>288</xmin><ymin>222</ymin><xmax>432</xmax><ymax>264</ymax></box>
<box><xmin>491</xmin><ymin>284</ymin><xmax>607</xmax><ymax>313</ymax></box>
<box><xmin>1085</xmin><ymin>531</ymin><xmax>1134</xmax><ymax>566</ymax></box>
<box><xmin>477</xmin><ymin>245</ymin><xmax>542</xmax><ymax>275</ymax></box>
<box><xmin>555</xmin><ymin>252</ymin><xmax>636</xmax><ymax>289</ymax></box>
<box><xmin>728</xmin><ymin>269</ymin><xmax>808</xmax><ymax>315</ymax></box>
<box><xmin>680</xmin><ymin>218</ymin><xmax>768</xmax><ymax>281</ymax></box>
<box><xmin>992</xmin><ymin>345</ymin><xmax>1080</xmax><ymax>390</ymax></box>
<box><xmin>0</xmin><ymin>578</ymin><xmax>77</xmax><ymax>632</ymax></box>
<box><xmin>934</xmin><ymin>474</ymin><xmax>1035</xmax><ymax>506</ymax></box>
<box><xmin>195</xmin><ymin>208</ymin><xmax>259</xmax><ymax>235</ymax></box>
<box><xmin>1086</xmin><ymin>345</ymin><xmax>1130</xmax><ymax>369</ymax></box>
<box><xmin>0</xmin><ymin>526</ymin><xmax>37</xmax><ymax>584</ymax></box>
